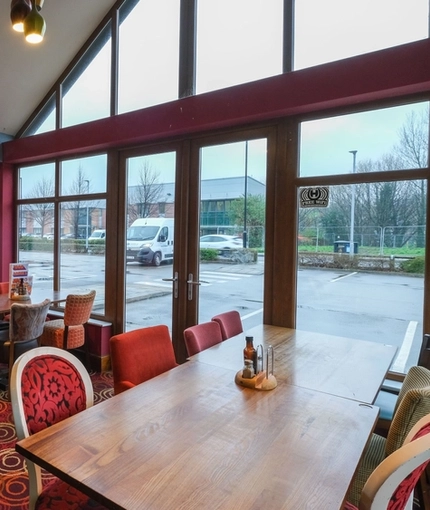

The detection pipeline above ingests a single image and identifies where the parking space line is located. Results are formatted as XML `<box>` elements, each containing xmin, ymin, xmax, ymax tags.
<box><xmin>330</xmin><ymin>272</ymin><xmax>357</xmax><ymax>282</ymax></box>
<box><xmin>391</xmin><ymin>320</ymin><xmax>418</xmax><ymax>373</ymax></box>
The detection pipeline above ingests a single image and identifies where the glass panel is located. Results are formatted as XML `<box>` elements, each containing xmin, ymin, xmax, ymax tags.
<box><xmin>294</xmin><ymin>0</ymin><xmax>429</xmax><ymax>70</ymax></box>
<box><xmin>125</xmin><ymin>151</ymin><xmax>176</xmax><ymax>331</ymax></box>
<box><xmin>299</xmin><ymin>102</ymin><xmax>430</xmax><ymax>177</ymax></box>
<box><xmin>297</xmin><ymin>179</ymin><xmax>426</xmax><ymax>375</ymax></box>
<box><xmin>19</xmin><ymin>164</ymin><xmax>55</xmax><ymax>199</ymax></box>
<box><xmin>59</xmin><ymin>199</ymin><xmax>107</xmax><ymax>314</ymax></box>
<box><xmin>60</xmin><ymin>154</ymin><xmax>107</xmax><ymax>196</ymax></box>
<box><xmin>198</xmin><ymin>139</ymin><xmax>267</xmax><ymax>330</ymax></box>
<box><xmin>18</xmin><ymin>203</ymin><xmax>55</xmax><ymax>292</ymax></box>
<box><xmin>196</xmin><ymin>0</ymin><xmax>283</xmax><ymax>94</ymax></box>
<box><xmin>62</xmin><ymin>27</ymin><xmax>111</xmax><ymax>128</ymax></box>
<box><xmin>118</xmin><ymin>0</ymin><xmax>180</xmax><ymax>115</ymax></box>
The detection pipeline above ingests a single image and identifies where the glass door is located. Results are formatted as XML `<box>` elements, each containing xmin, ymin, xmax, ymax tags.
<box><xmin>196</xmin><ymin>138</ymin><xmax>267</xmax><ymax>331</ymax></box>
<box><xmin>125</xmin><ymin>151</ymin><xmax>176</xmax><ymax>331</ymax></box>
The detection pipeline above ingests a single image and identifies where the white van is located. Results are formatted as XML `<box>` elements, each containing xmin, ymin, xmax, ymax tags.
<box><xmin>126</xmin><ymin>218</ymin><xmax>174</xmax><ymax>266</ymax></box>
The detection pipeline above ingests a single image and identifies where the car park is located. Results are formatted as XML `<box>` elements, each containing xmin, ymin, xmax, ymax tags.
<box><xmin>199</xmin><ymin>235</ymin><xmax>243</xmax><ymax>250</ymax></box>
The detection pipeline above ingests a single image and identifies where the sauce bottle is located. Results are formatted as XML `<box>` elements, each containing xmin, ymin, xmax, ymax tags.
<box><xmin>243</xmin><ymin>336</ymin><xmax>257</xmax><ymax>374</ymax></box>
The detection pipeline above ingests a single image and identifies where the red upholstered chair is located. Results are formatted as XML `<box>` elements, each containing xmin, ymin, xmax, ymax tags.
<box><xmin>39</xmin><ymin>290</ymin><xmax>96</xmax><ymax>365</ymax></box>
<box><xmin>211</xmin><ymin>310</ymin><xmax>243</xmax><ymax>340</ymax></box>
<box><xmin>9</xmin><ymin>346</ymin><xmax>108</xmax><ymax>510</ymax></box>
<box><xmin>110</xmin><ymin>325</ymin><xmax>178</xmax><ymax>395</ymax></box>
<box><xmin>183</xmin><ymin>320</ymin><xmax>223</xmax><ymax>357</ymax></box>
<box><xmin>343</xmin><ymin>413</ymin><xmax>430</xmax><ymax>510</ymax></box>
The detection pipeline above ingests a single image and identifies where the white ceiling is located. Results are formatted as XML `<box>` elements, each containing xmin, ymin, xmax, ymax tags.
<box><xmin>0</xmin><ymin>0</ymin><xmax>118</xmax><ymax>137</ymax></box>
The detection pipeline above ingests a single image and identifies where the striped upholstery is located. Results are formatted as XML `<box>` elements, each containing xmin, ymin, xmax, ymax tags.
<box><xmin>346</xmin><ymin>366</ymin><xmax>430</xmax><ymax>507</ymax></box>
<box><xmin>40</xmin><ymin>290</ymin><xmax>95</xmax><ymax>350</ymax></box>
<box><xmin>344</xmin><ymin>415</ymin><xmax>430</xmax><ymax>510</ymax></box>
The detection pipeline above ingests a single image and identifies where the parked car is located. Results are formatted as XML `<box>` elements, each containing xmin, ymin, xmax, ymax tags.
<box><xmin>89</xmin><ymin>229</ymin><xmax>106</xmax><ymax>241</ymax></box>
<box><xmin>199</xmin><ymin>235</ymin><xmax>243</xmax><ymax>250</ymax></box>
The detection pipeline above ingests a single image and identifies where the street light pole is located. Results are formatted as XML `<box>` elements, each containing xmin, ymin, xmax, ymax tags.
<box><xmin>349</xmin><ymin>150</ymin><xmax>357</xmax><ymax>257</ymax></box>
<box><xmin>243</xmin><ymin>141</ymin><xmax>248</xmax><ymax>249</ymax></box>
<box><xmin>84</xmin><ymin>179</ymin><xmax>89</xmax><ymax>251</ymax></box>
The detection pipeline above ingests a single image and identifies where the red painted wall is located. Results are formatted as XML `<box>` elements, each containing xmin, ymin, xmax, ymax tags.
<box><xmin>0</xmin><ymin>163</ymin><xmax>14</xmax><ymax>281</ymax></box>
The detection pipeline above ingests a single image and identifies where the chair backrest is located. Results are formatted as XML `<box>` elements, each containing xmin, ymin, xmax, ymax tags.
<box><xmin>64</xmin><ymin>290</ymin><xmax>96</xmax><ymax>326</ymax></box>
<box><xmin>9</xmin><ymin>298</ymin><xmax>51</xmax><ymax>343</ymax></box>
<box><xmin>357</xmin><ymin>413</ymin><xmax>430</xmax><ymax>510</ymax></box>
<box><xmin>211</xmin><ymin>310</ymin><xmax>243</xmax><ymax>341</ymax></box>
<box><xmin>9</xmin><ymin>346</ymin><xmax>93</xmax><ymax>509</ymax></box>
<box><xmin>385</xmin><ymin>366</ymin><xmax>430</xmax><ymax>456</ymax></box>
<box><xmin>110</xmin><ymin>325</ymin><xmax>178</xmax><ymax>395</ymax></box>
<box><xmin>10</xmin><ymin>346</ymin><xmax>93</xmax><ymax>438</ymax></box>
<box><xmin>0</xmin><ymin>281</ymin><xmax>9</xmax><ymax>294</ymax></box>
<box><xmin>183</xmin><ymin>321</ymin><xmax>223</xmax><ymax>357</ymax></box>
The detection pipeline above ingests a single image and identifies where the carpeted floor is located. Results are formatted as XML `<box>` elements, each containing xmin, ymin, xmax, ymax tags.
<box><xmin>0</xmin><ymin>370</ymin><xmax>114</xmax><ymax>510</ymax></box>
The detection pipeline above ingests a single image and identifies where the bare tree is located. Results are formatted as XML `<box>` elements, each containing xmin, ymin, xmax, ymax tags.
<box><xmin>128</xmin><ymin>162</ymin><xmax>164</xmax><ymax>224</ymax></box>
<box><xmin>23</xmin><ymin>177</ymin><xmax>54</xmax><ymax>237</ymax></box>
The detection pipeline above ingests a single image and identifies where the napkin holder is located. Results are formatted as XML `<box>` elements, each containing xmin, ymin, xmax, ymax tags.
<box><xmin>235</xmin><ymin>344</ymin><xmax>277</xmax><ymax>391</ymax></box>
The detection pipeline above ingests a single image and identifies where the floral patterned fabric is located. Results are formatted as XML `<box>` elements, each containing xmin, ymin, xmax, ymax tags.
<box><xmin>22</xmin><ymin>356</ymin><xmax>87</xmax><ymax>435</ymax></box>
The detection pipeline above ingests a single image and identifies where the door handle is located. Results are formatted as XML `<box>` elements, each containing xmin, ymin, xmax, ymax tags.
<box><xmin>186</xmin><ymin>273</ymin><xmax>209</xmax><ymax>300</ymax></box>
<box><xmin>162</xmin><ymin>271</ymin><xmax>178</xmax><ymax>298</ymax></box>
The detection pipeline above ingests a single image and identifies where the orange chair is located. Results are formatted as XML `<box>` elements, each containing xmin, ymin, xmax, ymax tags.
<box><xmin>110</xmin><ymin>325</ymin><xmax>178</xmax><ymax>395</ymax></box>
<box><xmin>39</xmin><ymin>290</ymin><xmax>96</xmax><ymax>365</ymax></box>
<box><xmin>211</xmin><ymin>310</ymin><xmax>243</xmax><ymax>340</ymax></box>
<box><xmin>10</xmin><ymin>346</ymin><xmax>108</xmax><ymax>510</ymax></box>
<box><xmin>183</xmin><ymin>321</ymin><xmax>223</xmax><ymax>357</ymax></box>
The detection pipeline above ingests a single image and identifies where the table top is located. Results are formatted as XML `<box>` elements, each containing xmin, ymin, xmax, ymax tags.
<box><xmin>0</xmin><ymin>289</ymin><xmax>67</xmax><ymax>314</ymax></box>
<box><xmin>191</xmin><ymin>324</ymin><xmax>397</xmax><ymax>404</ymax></box>
<box><xmin>17</xmin><ymin>360</ymin><xmax>379</xmax><ymax>510</ymax></box>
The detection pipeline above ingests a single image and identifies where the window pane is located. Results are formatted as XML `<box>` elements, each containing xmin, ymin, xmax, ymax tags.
<box><xmin>297</xmin><ymin>180</ymin><xmax>426</xmax><ymax>374</ymax></box>
<box><xmin>60</xmin><ymin>199</ymin><xmax>107</xmax><ymax>314</ymax></box>
<box><xmin>19</xmin><ymin>164</ymin><xmax>55</xmax><ymax>199</ymax></box>
<box><xmin>62</xmin><ymin>27</ymin><xmax>111</xmax><ymax>128</ymax></box>
<box><xmin>118</xmin><ymin>0</ymin><xmax>180</xmax><ymax>115</ymax></box>
<box><xmin>18</xmin><ymin>203</ymin><xmax>55</xmax><ymax>292</ymax></box>
<box><xmin>61</xmin><ymin>154</ymin><xmax>107</xmax><ymax>196</ymax></box>
<box><xmin>294</xmin><ymin>0</ymin><xmax>429</xmax><ymax>70</ymax></box>
<box><xmin>196</xmin><ymin>0</ymin><xmax>283</xmax><ymax>94</ymax></box>
<box><xmin>299</xmin><ymin>102</ymin><xmax>430</xmax><ymax>177</ymax></box>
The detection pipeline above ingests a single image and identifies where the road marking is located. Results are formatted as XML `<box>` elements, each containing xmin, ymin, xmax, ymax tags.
<box><xmin>136</xmin><ymin>281</ymin><xmax>172</xmax><ymax>289</ymax></box>
<box><xmin>241</xmin><ymin>308</ymin><xmax>263</xmax><ymax>320</ymax></box>
<box><xmin>202</xmin><ymin>271</ymin><xmax>252</xmax><ymax>278</ymax></box>
<box><xmin>391</xmin><ymin>320</ymin><xmax>417</xmax><ymax>373</ymax></box>
<box><xmin>330</xmin><ymin>272</ymin><xmax>357</xmax><ymax>282</ymax></box>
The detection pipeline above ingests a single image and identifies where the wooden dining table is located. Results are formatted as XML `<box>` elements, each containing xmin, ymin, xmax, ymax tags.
<box><xmin>15</xmin><ymin>326</ymin><xmax>397</xmax><ymax>510</ymax></box>
<box><xmin>0</xmin><ymin>289</ymin><xmax>68</xmax><ymax>314</ymax></box>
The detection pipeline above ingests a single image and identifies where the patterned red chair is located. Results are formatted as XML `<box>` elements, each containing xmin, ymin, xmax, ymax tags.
<box><xmin>183</xmin><ymin>320</ymin><xmax>223</xmax><ymax>357</ymax></box>
<box><xmin>110</xmin><ymin>325</ymin><xmax>178</xmax><ymax>395</ymax></box>
<box><xmin>343</xmin><ymin>412</ymin><xmax>430</xmax><ymax>510</ymax></box>
<box><xmin>211</xmin><ymin>310</ymin><xmax>243</xmax><ymax>340</ymax></box>
<box><xmin>39</xmin><ymin>290</ymin><xmax>96</xmax><ymax>366</ymax></box>
<box><xmin>9</xmin><ymin>346</ymin><xmax>108</xmax><ymax>510</ymax></box>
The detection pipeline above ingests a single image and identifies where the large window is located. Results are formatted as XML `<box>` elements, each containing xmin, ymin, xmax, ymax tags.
<box><xmin>17</xmin><ymin>155</ymin><xmax>108</xmax><ymax>314</ymax></box>
<box><xmin>196</xmin><ymin>0</ymin><xmax>283</xmax><ymax>94</ymax></box>
<box><xmin>294</xmin><ymin>0</ymin><xmax>429</xmax><ymax>70</ymax></box>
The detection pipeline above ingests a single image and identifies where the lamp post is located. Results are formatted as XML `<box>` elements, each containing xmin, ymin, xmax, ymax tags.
<box><xmin>349</xmin><ymin>150</ymin><xmax>357</xmax><ymax>257</ymax></box>
<box><xmin>84</xmin><ymin>179</ymin><xmax>89</xmax><ymax>251</ymax></box>
<box><xmin>243</xmin><ymin>141</ymin><xmax>248</xmax><ymax>249</ymax></box>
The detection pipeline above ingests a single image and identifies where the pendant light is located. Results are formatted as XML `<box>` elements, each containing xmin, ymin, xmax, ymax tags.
<box><xmin>23</xmin><ymin>0</ymin><xmax>46</xmax><ymax>44</ymax></box>
<box><xmin>10</xmin><ymin>0</ymin><xmax>31</xmax><ymax>32</ymax></box>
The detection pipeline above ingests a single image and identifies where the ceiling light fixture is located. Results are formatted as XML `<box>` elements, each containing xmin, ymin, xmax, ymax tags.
<box><xmin>10</xmin><ymin>0</ymin><xmax>46</xmax><ymax>44</ymax></box>
<box><xmin>10</xmin><ymin>0</ymin><xmax>31</xmax><ymax>32</ymax></box>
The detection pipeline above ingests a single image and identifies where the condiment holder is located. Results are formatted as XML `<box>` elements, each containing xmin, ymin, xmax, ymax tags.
<box><xmin>235</xmin><ymin>341</ymin><xmax>277</xmax><ymax>391</ymax></box>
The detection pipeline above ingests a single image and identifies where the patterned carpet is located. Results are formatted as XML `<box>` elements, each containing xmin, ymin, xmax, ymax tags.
<box><xmin>0</xmin><ymin>369</ymin><xmax>114</xmax><ymax>510</ymax></box>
